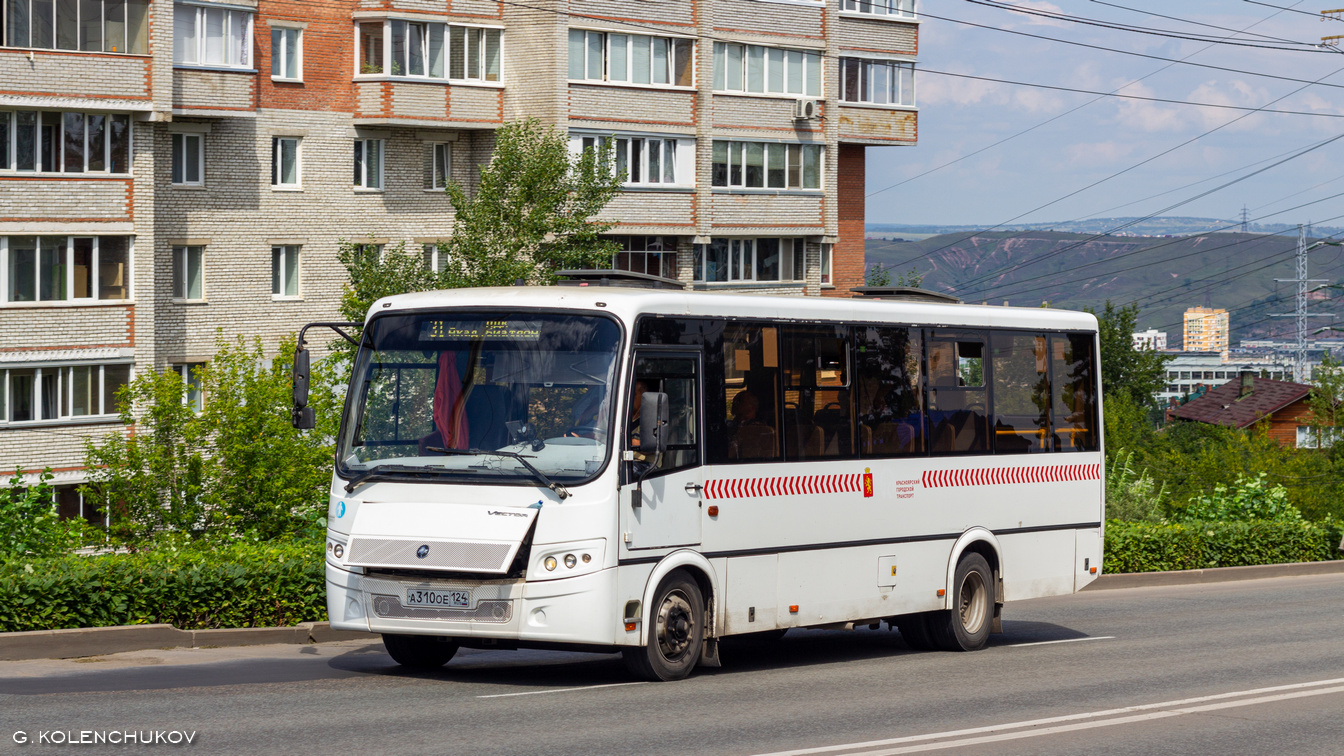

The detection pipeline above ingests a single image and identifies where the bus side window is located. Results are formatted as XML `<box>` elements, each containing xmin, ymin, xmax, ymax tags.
<box><xmin>631</xmin><ymin>354</ymin><xmax>701</xmax><ymax>473</ymax></box>
<box><xmin>782</xmin><ymin>325</ymin><xmax>853</xmax><ymax>460</ymax></box>
<box><xmin>856</xmin><ymin>326</ymin><xmax>924</xmax><ymax>457</ymax></box>
<box><xmin>1051</xmin><ymin>333</ymin><xmax>1097</xmax><ymax>452</ymax></box>
<box><xmin>927</xmin><ymin>333</ymin><xmax>989</xmax><ymax>454</ymax></box>
<box><xmin>990</xmin><ymin>331</ymin><xmax>1050</xmax><ymax>454</ymax></box>
<box><xmin>718</xmin><ymin>323</ymin><xmax>781</xmax><ymax>462</ymax></box>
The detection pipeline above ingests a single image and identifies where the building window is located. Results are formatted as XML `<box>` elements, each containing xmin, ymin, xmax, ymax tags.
<box><xmin>568</xmin><ymin>29</ymin><xmax>693</xmax><ymax>87</ymax></box>
<box><xmin>712</xmin><ymin>141</ymin><xmax>822</xmax><ymax>190</ymax></box>
<box><xmin>1</xmin><ymin>235</ymin><xmax>129</xmax><ymax>304</ymax></box>
<box><xmin>172</xmin><ymin>244</ymin><xmax>203</xmax><ymax>300</ymax></box>
<box><xmin>841</xmin><ymin>58</ymin><xmax>915</xmax><ymax>106</ymax></box>
<box><xmin>353</xmin><ymin>139</ymin><xmax>383</xmax><ymax>190</ymax></box>
<box><xmin>423</xmin><ymin>243</ymin><xmax>448</xmax><ymax>273</ymax></box>
<box><xmin>0</xmin><ymin>111</ymin><xmax>130</xmax><ymax>173</ymax></box>
<box><xmin>360</xmin><ymin>21</ymin><xmax>501</xmax><ymax>81</ymax></box>
<box><xmin>841</xmin><ymin>0</ymin><xmax>916</xmax><ymax>18</ymax></box>
<box><xmin>172</xmin><ymin>363</ymin><xmax>204</xmax><ymax>412</ymax></box>
<box><xmin>692</xmin><ymin>238</ymin><xmax>805</xmax><ymax>283</ymax></box>
<box><xmin>575</xmin><ymin>134</ymin><xmax>691</xmax><ymax>187</ymax></box>
<box><xmin>2</xmin><ymin>0</ymin><xmax>148</xmax><ymax>53</ymax></box>
<box><xmin>173</xmin><ymin>2</ymin><xmax>251</xmax><ymax>68</ymax></box>
<box><xmin>171</xmin><ymin>132</ymin><xmax>203</xmax><ymax>185</ymax></box>
<box><xmin>270</xmin><ymin>26</ymin><xmax>301</xmax><ymax>80</ymax></box>
<box><xmin>713</xmin><ymin>42</ymin><xmax>821</xmax><ymax>97</ymax></box>
<box><xmin>429</xmin><ymin>142</ymin><xmax>451</xmax><ymax>189</ymax></box>
<box><xmin>271</xmin><ymin>245</ymin><xmax>299</xmax><ymax>298</ymax></box>
<box><xmin>271</xmin><ymin>137</ymin><xmax>299</xmax><ymax>187</ymax></box>
<box><xmin>820</xmin><ymin>243</ymin><xmax>832</xmax><ymax>285</ymax></box>
<box><xmin>611</xmin><ymin>236</ymin><xmax>678</xmax><ymax>280</ymax></box>
<box><xmin>0</xmin><ymin>363</ymin><xmax>130</xmax><ymax>424</ymax></box>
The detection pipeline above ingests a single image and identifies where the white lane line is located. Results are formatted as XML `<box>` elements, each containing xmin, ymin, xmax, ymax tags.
<box><xmin>477</xmin><ymin>681</ymin><xmax>648</xmax><ymax>699</ymax></box>
<box><xmin>1007</xmin><ymin>636</ymin><xmax>1115</xmax><ymax>647</ymax></box>
<box><xmin>752</xmin><ymin>676</ymin><xmax>1344</xmax><ymax>756</ymax></box>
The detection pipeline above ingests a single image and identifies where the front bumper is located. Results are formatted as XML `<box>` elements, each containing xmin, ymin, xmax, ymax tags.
<box><xmin>326</xmin><ymin>561</ymin><xmax>619</xmax><ymax>646</ymax></box>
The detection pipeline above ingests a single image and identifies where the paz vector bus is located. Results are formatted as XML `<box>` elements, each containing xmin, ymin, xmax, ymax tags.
<box><xmin>292</xmin><ymin>272</ymin><xmax>1104</xmax><ymax>681</ymax></box>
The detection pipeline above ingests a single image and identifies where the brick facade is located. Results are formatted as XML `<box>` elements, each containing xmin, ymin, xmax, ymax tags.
<box><xmin>0</xmin><ymin>0</ymin><xmax>917</xmax><ymax>484</ymax></box>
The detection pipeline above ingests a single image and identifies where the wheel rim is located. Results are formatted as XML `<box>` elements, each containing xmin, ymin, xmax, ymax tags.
<box><xmin>958</xmin><ymin>570</ymin><xmax>988</xmax><ymax>635</ymax></box>
<box><xmin>655</xmin><ymin>589</ymin><xmax>695</xmax><ymax>662</ymax></box>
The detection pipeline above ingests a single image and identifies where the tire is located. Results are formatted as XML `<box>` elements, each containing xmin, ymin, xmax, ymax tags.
<box><xmin>382</xmin><ymin>633</ymin><xmax>459</xmax><ymax>669</ymax></box>
<box><xmin>895</xmin><ymin>613</ymin><xmax>937</xmax><ymax>651</ymax></box>
<box><xmin>622</xmin><ymin>570</ymin><xmax>705</xmax><ymax>681</ymax></box>
<box><xmin>929</xmin><ymin>552</ymin><xmax>994</xmax><ymax>652</ymax></box>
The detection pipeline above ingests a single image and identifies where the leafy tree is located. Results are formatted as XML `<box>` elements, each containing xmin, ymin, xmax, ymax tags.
<box><xmin>1176</xmin><ymin>473</ymin><xmax>1301</xmax><ymax>523</ymax></box>
<box><xmin>894</xmin><ymin>267</ymin><xmax>925</xmax><ymax>288</ymax></box>
<box><xmin>1086</xmin><ymin>301</ymin><xmax>1172</xmax><ymax>407</ymax></box>
<box><xmin>1307</xmin><ymin>353</ymin><xmax>1344</xmax><ymax>448</ymax></box>
<box><xmin>0</xmin><ymin>469</ymin><xmax>87</xmax><ymax>557</ymax></box>
<box><xmin>865</xmin><ymin>263</ymin><xmax>892</xmax><ymax>287</ymax></box>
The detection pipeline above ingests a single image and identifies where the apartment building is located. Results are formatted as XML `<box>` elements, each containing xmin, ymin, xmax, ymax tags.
<box><xmin>1182</xmin><ymin>307</ymin><xmax>1229</xmax><ymax>355</ymax></box>
<box><xmin>0</xmin><ymin>0</ymin><xmax>918</xmax><ymax>508</ymax></box>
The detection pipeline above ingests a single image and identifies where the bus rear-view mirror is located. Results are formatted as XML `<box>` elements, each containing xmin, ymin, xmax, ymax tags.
<box><xmin>640</xmin><ymin>391</ymin><xmax>670</xmax><ymax>454</ymax></box>
<box><xmin>291</xmin><ymin>347</ymin><xmax>314</xmax><ymax>430</ymax></box>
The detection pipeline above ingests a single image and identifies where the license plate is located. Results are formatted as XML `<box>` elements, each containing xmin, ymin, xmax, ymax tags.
<box><xmin>405</xmin><ymin>588</ymin><xmax>471</xmax><ymax>608</ymax></box>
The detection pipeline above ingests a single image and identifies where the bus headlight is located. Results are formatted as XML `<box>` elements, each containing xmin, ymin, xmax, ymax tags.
<box><xmin>530</xmin><ymin>539</ymin><xmax>607</xmax><ymax>581</ymax></box>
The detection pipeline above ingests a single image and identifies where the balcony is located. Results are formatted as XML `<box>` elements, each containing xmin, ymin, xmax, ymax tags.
<box><xmin>173</xmin><ymin>69</ymin><xmax>256</xmax><ymax>116</ymax></box>
<box><xmin>0</xmin><ymin>50</ymin><xmax>150</xmax><ymax>110</ymax></box>
<box><xmin>0</xmin><ymin>176</ymin><xmax>132</xmax><ymax>223</ymax></box>
<box><xmin>836</xmin><ymin>14</ymin><xmax>918</xmax><ymax>56</ymax></box>
<box><xmin>711</xmin><ymin>192</ymin><xmax>824</xmax><ymax>235</ymax></box>
<box><xmin>354</xmin><ymin>81</ymin><xmax>503</xmax><ymax>128</ymax></box>
<box><xmin>713</xmin><ymin>95</ymin><xmax>823</xmax><ymax>138</ymax></box>
<box><xmin>596</xmin><ymin>191</ymin><xmax>696</xmax><ymax>233</ymax></box>
<box><xmin>837</xmin><ymin>105</ymin><xmax>916</xmax><ymax>146</ymax></box>
<box><xmin>569</xmin><ymin>84</ymin><xmax>695</xmax><ymax>131</ymax></box>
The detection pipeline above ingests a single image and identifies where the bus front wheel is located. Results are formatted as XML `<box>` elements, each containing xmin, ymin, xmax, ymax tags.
<box><xmin>382</xmin><ymin>633</ymin><xmax>459</xmax><ymax>669</ymax></box>
<box><xmin>623</xmin><ymin>570</ymin><xmax>704</xmax><ymax>681</ymax></box>
<box><xmin>929</xmin><ymin>553</ymin><xmax>994</xmax><ymax>652</ymax></box>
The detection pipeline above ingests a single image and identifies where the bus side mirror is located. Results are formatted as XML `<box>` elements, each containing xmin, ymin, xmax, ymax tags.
<box><xmin>291</xmin><ymin>347</ymin><xmax>314</xmax><ymax>430</ymax></box>
<box><xmin>640</xmin><ymin>392</ymin><xmax>670</xmax><ymax>454</ymax></box>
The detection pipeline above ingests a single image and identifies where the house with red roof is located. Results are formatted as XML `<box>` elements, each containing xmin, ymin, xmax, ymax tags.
<box><xmin>1171</xmin><ymin>372</ymin><xmax>1326</xmax><ymax>448</ymax></box>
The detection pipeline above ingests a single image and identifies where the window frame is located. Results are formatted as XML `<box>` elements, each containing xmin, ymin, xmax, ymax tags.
<box><xmin>839</xmin><ymin>0</ymin><xmax>917</xmax><ymax>19</ymax></box>
<box><xmin>691</xmin><ymin>238</ymin><xmax>806</xmax><ymax>284</ymax></box>
<box><xmin>271</xmin><ymin>136</ymin><xmax>301</xmax><ymax>188</ymax></box>
<box><xmin>171</xmin><ymin>244</ymin><xmax>204</xmax><ymax>301</ymax></box>
<box><xmin>429</xmin><ymin>141</ymin><xmax>452</xmax><ymax>190</ymax></box>
<box><xmin>712</xmin><ymin>41</ymin><xmax>822</xmax><ymax>98</ymax></box>
<box><xmin>355</xmin><ymin>19</ymin><xmax>504</xmax><ymax>84</ymax></box>
<box><xmin>2</xmin><ymin>0</ymin><xmax>150</xmax><ymax>54</ymax></box>
<box><xmin>170</xmin><ymin>131</ymin><xmax>204</xmax><ymax>186</ymax></box>
<box><xmin>0</xmin><ymin>362</ymin><xmax>132</xmax><ymax>426</ymax></box>
<box><xmin>574</xmin><ymin>132</ymin><xmax>694</xmax><ymax>189</ymax></box>
<box><xmin>567</xmin><ymin>28</ymin><xmax>695</xmax><ymax>89</ymax></box>
<box><xmin>0</xmin><ymin>234</ymin><xmax>132</xmax><ymax>305</ymax></box>
<box><xmin>711</xmin><ymin>139</ymin><xmax>823</xmax><ymax>191</ymax></box>
<box><xmin>610</xmin><ymin>235</ymin><xmax>679</xmax><ymax>280</ymax></box>
<box><xmin>271</xmin><ymin>244</ymin><xmax>300</xmax><ymax>299</ymax></box>
<box><xmin>0</xmin><ymin>110</ymin><xmax>132</xmax><ymax>174</ymax></box>
<box><xmin>172</xmin><ymin>363</ymin><xmax>205</xmax><ymax>413</ymax></box>
<box><xmin>172</xmin><ymin>1</ymin><xmax>253</xmax><ymax>70</ymax></box>
<box><xmin>353</xmin><ymin>138</ymin><xmax>384</xmax><ymax>191</ymax></box>
<box><xmin>270</xmin><ymin>24</ymin><xmax>302</xmax><ymax>81</ymax></box>
<box><xmin>840</xmin><ymin>57</ymin><xmax>916</xmax><ymax>108</ymax></box>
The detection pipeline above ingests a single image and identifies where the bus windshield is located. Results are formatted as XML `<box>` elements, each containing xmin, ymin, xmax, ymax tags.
<box><xmin>337</xmin><ymin>311</ymin><xmax>623</xmax><ymax>486</ymax></box>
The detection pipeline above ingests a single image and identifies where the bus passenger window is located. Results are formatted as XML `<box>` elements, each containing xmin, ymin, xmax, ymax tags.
<box><xmin>782</xmin><ymin>326</ymin><xmax>853</xmax><ymax>460</ymax></box>
<box><xmin>1051</xmin><ymin>334</ymin><xmax>1097</xmax><ymax>452</ymax></box>
<box><xmin>721</xmin><ymin>323</ymin><xmax>781</xmax><ymax>461</ymax></box>
<box><xmin>991</xmin><ymin>331</ymin><xmax>1050</xmax><ymax>454</ymax></box>
<box><xmin>856</xmin><ymin>326</ymin><xmax>924</xmax><ymax>457</ymax></box>
<box><xmin>927</xmin><ymin>334</ymin><xmax>988</xmax><ymax>454</ymax></box>
<box><xmin>631</xmin><ymin>355</ymin><xmax>700</xmax><ymax>473</ymax></box>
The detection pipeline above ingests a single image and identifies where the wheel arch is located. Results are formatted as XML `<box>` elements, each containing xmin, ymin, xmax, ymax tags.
<box><xmin>638</xmin><ymin>550</ymin><xmax>719</xmax><ymax>644</ymax></box>
<box><xmin>943</xmin><ymin>528</ymin><xmax>1002</xmax><ymax>611</ymax></box>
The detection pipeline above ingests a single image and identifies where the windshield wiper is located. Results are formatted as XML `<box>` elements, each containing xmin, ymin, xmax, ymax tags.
<box><xmin>427</xmin><ymin>447</ymin><xmax>570</xmax><ymax>500</ymax></box>
<box><xmin>343</xmin><ymin>464</ymin><xmax>463</xmax><ymax>493</ymax></box>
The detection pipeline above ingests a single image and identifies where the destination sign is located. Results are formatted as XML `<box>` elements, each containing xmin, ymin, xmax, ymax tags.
<box><xmin>419</xmin><ymin>319</ymin><xmax>543</xmax><ymax>342</ymax></box>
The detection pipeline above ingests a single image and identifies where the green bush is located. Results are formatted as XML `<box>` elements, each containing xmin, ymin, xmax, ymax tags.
<box><xmin>1104</xmin><ymin>519</ymin><xmax>1341</xmax><ymax>574</ymax></box>
<box><xmin>0</xmin><ymin>469</ymin><xmax>90</xmax><ymax>558</ymax></box>
<box><xmin>0</xmin><ymin>541</ymin><xmax>324</xmax><ymax>633</ymax></box>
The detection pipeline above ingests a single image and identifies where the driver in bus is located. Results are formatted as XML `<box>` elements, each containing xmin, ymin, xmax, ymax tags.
<box><xmin>628</xmin><ymin>380</ymin><xmax>650</xmax><ymax>454</ymax></box>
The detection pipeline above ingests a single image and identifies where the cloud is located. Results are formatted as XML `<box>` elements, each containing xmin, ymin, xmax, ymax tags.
<box><xmin>998</xmin><ymin>0</ymin><xmax>1072</xmax><ymax>29</ymax></box>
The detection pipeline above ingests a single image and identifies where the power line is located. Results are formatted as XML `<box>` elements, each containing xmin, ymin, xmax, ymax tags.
<box><xmin>1243</xmin><ymin>0</ymin><xmax>1344</xmax><ymax>21</ymax></box>
<box><xmin>1087</xmin><ymin>0</ymin><xmax>1319</xmax><ymax>46</ymax></box>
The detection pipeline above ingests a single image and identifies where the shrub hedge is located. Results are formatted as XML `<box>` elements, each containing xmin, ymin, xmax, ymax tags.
<box><xmin>0</xmin><ymin>541</ymin><xmax>323</xmax><ymax>633</ymax></box>
<box><xmin>1103</xmin><ymin>519</ymin><xmax>1344</xmax><ymax>574</ymax></box>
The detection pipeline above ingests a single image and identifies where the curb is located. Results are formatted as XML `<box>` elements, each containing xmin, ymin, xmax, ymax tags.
<box><xmin>0</xmin><ymin>622</ymin><xmax>378</xmax><ymax>662</ymax></box>
<box><xmin>1084</xmin><ymin>559</ymin><xmax>1344</xmax><ymax>591</ymax></box>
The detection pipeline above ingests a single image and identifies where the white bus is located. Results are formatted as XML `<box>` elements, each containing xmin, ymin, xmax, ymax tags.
<box><xmin>295</xmin><ymin>275</ymin><xmax>1104</xmax><ymax>681</ymax></box>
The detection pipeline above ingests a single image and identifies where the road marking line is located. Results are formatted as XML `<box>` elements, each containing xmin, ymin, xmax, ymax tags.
<box><xmin>1007</xmin><ymin>636</ymin><xmax>1115</xmax><ymax>647</ymax></box>
<box><xmin>752</xmin><ymin>677</ymin><xmax>1344</xmax><ymax>756</ymax></box>
<box><xmin>476</xmin><ymin>681</ymin><xmax>647</xmax><ymax>699</ymax></box>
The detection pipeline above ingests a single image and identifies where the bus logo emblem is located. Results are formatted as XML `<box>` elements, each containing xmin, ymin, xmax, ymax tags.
<box><xmin>863</xmin><ymin>469</ymin><xmax>874</xmax><ymax>498</ymax></box>
<box><xmin>416</xmin><ymin>545</ymin><xmax>430</xmax><ymax>559</ymax></box>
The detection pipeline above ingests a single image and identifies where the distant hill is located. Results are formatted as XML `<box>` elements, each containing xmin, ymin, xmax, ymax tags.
<box><xmin>866</xmin><ymin>217</ymin><xmax>1342</xmax><ymax>239</ymax></box>
<box><xmin>865</xmin><ymin>230</ymin><xmax>1344</xmax><ymax>347</ymax></box>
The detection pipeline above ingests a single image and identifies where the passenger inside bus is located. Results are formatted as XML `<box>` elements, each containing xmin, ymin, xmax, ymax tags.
<box><xmin>728</xmin><ymin>390</ymin><xmax>776</xmax><ymax>459</ymax></box>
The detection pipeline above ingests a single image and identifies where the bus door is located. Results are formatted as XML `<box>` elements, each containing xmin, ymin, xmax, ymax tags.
<box><xmin>621</xmin><ymin>350</ymin><xmax>703</xmax><ymax>551</ymax></box>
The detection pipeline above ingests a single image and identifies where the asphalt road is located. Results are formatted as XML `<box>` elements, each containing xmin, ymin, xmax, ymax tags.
<box><xmin>2</xmin><ymin>573</ymin><xmax>1342</xmax><ymax>756</ymax></box>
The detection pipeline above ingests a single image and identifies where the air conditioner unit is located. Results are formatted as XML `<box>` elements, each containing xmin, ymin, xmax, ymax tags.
<box><xmin>794</xmin><ymin>98</ymin><xmax>821</xmax><ymax>121</ymax></box>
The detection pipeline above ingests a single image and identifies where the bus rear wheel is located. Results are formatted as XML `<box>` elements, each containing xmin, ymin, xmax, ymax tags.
<box><xmin>930</xmin><ymin>553</ymin><xmax>993</xmax><ymax>652</ymax></box>
<box><xmin>623</xmin><ymin>570</ymin><xmax>704</xmax><ymax>681</ymax></box>
<box><xmin>382</xmin><ymin>634</ymin><xmax>459</xmax><ymax>669</ymax></box>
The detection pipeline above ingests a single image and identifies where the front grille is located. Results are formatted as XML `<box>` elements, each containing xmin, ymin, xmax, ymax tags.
<box><xmin>346</xmin><ymin>537</ymin><xmax>514</xmax><ymax>573</ymax></box>
<box><xmin>371</xmin><ymin>595</ymin><xmax>513</xmax><ymax>623</ymax></box>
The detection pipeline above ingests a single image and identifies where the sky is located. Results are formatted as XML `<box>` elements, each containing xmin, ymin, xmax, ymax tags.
<box><xmin>865</xmin><ymin>0</ymin><xmax>1344</xmax><ymax>227</ymax></box>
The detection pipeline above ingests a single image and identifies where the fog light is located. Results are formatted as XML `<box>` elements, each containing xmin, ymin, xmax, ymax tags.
<box><xmin>326</xmin><ymin>542</ymin><xmax>333</xmax><ymax>553</ymax></box>
<box><xmin>581</xmin><ymin>553</ymin><xmax>591</xmax><ymax>564</ymax></box>
<box><xmin>564</xmin><ymin>554</ymin><xmax>577</xmax><ymax>569</ymax></box>
<box><xmin>544</xmin><ymin>556</ymin><xmax>557</xmax><ymax>571</ymax></box>
<box><xmin>333</xmin><ymin>544</ymin><xmax>344</xmax><ymax>559</ymax></box>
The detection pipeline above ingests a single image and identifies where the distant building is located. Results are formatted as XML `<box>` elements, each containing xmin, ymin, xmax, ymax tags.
<box><xmin>1158</xmin><ymin>352</ymin><xmax>1293</xmax><ymax>407</ymax></box>
<box><xmin>1183</xmin><ymin>307</ymin><xmax>1230</xmax><ymax>355</ymax></box>
<box><xmin>1172</xmin><ymin>373</ymin><xmax>1325</xmax><ymax>448</ymax></box>
<box><xmin>1132</xmin><ymin>329</ymin><xmax>1168</xmax><ymax>351</ymax></box>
